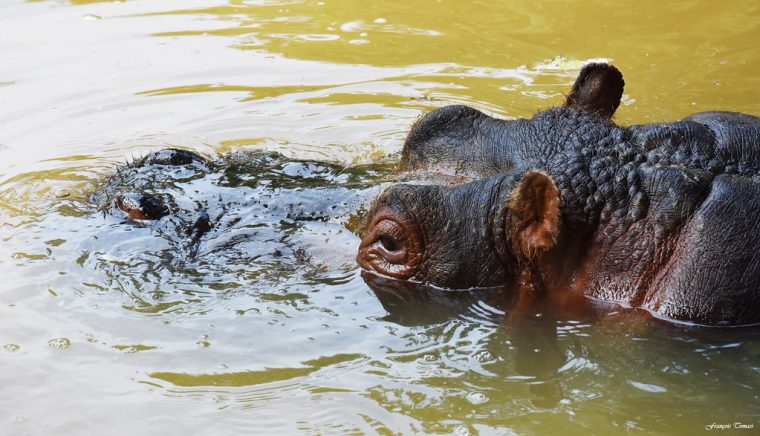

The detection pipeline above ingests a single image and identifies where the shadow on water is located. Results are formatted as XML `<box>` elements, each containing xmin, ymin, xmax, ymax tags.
<box><xmin>362</xmin><ymin>271</ymin><xmax>512</xmax><ymax>327</ymax></box>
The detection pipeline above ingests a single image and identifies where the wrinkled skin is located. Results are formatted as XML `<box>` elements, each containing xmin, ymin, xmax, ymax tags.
<box><xmin>359</xmin><ymin>63</ymin><xmax>760</xmax><ymax>326</ymax></box>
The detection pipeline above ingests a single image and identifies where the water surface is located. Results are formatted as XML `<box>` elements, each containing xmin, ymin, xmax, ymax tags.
<box><xmin>2</xmin><ymin>0</ymin><xmax>760</xmax><ymax>434</ymax></box>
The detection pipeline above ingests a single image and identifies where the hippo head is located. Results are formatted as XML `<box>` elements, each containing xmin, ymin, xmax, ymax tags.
<box><xmin>357</xmin><ymin>63</ymin><xmax>626</xmax><ymax>290</ymax></box>
<box><xmin>357</xmin><ymin>170</ymin><xmax>561</xmax><ymax>290</ymax></box>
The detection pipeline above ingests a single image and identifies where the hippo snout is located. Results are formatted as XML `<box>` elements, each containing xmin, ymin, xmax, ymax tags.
<box><xmin>357</xmin><ymin>187</ymin><xmax>424</xmax><ymax>280</ymax></box>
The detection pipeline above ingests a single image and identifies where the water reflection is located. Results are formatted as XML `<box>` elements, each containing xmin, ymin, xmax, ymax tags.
<box><xmin>365</xmin><ymin>271</ymin><xmax>568</xmax><ymax>408</ymax></box>
<box><xmin>362</xmin><ymin>272</ymin><xmax>509</xmax><ymax>326</ymax></box>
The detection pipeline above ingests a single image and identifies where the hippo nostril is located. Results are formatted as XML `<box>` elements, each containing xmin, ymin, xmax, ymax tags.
<box><xmin>379</xmin><ymin>235</ymin><xmax>400</xmax><ymax>252</ymax></box>
<box><xmin>373</xmin><ymin>231</ymin><xmax>407</xmax><ymax>264</ymax></box>
<box><xmin>357</xmin><ymin>212</ymin><xmax>423</xmax><ymax>280</ymax></box>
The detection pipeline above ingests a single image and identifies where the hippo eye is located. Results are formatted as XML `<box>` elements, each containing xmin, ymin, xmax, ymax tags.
<box><xmin>115</xmin><ymin>193</ymin><xmax>169</xmax><ymax>221</ymax></box>
<box><xmin>357</xmin><ymin>212</ymin><xmax>423</xmax><ymax>280</ymax></box>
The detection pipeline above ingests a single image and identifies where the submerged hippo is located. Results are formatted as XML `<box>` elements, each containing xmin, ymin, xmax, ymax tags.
<box><xmin>93</xmin><ymin>148</ymin><xmax>389</xmax><ymax>280</ymax></box>
<box><xmin>358</xmin><ymin>63</ymin><xmax>760</xmax><ymax>326</ymax></box>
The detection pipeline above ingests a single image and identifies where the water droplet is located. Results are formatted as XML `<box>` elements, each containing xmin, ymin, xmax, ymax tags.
<box><xmin>3</xmin><ymin>344</ymin><xmax>20</xmax><ymax>352</ymax></box>
<box><xmin>82</xmin><ymin>14</ymin><xmax>102</xmax><ymax>21</ymax></box>
<box><xmin>374</xmin><ymin>18</ymin><xmax>387</xmax><ymax>24</ymax></box>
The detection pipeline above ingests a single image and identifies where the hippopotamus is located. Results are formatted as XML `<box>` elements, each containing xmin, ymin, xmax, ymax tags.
<box><xmin>358</xmin><ymin>63</ymin><xmax>760</xmax><ymax>326</ymax></box>
<box><xmin>92</xmin><ymin>148</ymin><xmax>389</xmax><ymax>279</ymax></box>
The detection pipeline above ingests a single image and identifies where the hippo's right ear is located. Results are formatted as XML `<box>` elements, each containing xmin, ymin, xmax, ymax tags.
<box><xmin>507</xmin><ymin>171</ymin><xmax>561</xmax><ymax>259</ymax></box>
<box><xmin>564</xmin><ymin>63</ymin><xmax>624</xmax><ymax>119</ymax></box>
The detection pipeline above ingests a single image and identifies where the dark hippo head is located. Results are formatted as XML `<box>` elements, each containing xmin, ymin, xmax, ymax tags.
<box><xmin>357</xmin><ymin>63</ymin><xmax>626</xmax><ymax>291</ymax></box>
<box><xmin>357</xmin><ymin>170</ymin><xmax>561</xmax><ymax>290</ymax></box>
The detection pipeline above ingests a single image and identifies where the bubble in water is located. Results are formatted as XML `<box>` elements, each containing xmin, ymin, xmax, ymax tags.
<box><xmin>466</xmin><ymin>391</ymin><xmax>489</xmax><ymax>405</ymax></box>
<box><xmin>454</xmin><ymin>425</ymin><xmax>474</xmax><ymax>436</ymax></box>
<box><xmin>340</xmin><ymin>20</ymin><xmax>363</xmax><ymax>32</ymax></box>
<box><xmin>374</xmin><ymin>18</ymin><xmax>387</xmax><ymax>24</ymax></box>
<box><xmin>48</xmin><ymin>338</ymin><xmax>71</xmax><ymax>350</ymax></box>
<box><xmin>472</xmin><ymin>350</ymin><xmax>494</xmax><ymax>363</ymax></box>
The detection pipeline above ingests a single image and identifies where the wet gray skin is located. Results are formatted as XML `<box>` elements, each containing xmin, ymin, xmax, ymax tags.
<box><xmin>92</xmin><ymin>148</ymin><xmax>393</xmax><ymax>277</ymax></box>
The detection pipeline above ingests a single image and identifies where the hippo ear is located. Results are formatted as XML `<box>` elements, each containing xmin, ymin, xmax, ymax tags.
<box><xmin>564</xmin><ymin>63</ymin><xmax>624</xmax><ymax>119</ymax></box>
<box><xmin>507</xmin><ymin>171</ymin><xmax>561</xmax><ymax>259</ymax></box>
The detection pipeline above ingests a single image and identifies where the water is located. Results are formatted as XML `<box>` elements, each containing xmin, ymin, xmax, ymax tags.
<box><xmin>2</xmin><ymin>0</ymin><xmax>760</xmax><ymax>434</ymax></box>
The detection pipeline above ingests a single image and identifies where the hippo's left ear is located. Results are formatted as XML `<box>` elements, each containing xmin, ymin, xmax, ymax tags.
<box><xmin>565</xmin><ymin>63</ymin><xmax>624</xmax><ymax>119</ymax></box>
<box><xmin>507</xmin><ymin>171</ymin><xmax>561</xmax><ymax>259</ymax></box>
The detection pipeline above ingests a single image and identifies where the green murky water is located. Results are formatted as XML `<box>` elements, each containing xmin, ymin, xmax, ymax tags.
<box><xmin>1</xmin><ymin>1</ymin><xmax>760</xmax><ymax>434</ymax></box>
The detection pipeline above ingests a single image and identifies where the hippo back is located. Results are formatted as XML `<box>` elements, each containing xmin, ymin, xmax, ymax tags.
<box><xmin>630</xmin><ymin>111</ymin><xmax>760</xmax><ymax>176</ymax></box>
